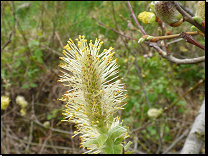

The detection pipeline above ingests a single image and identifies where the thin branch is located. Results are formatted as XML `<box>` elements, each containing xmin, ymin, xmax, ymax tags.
<box><xmin>162</xmin><ymin>78</ymin><xmax>205</xmax><ymax>114</ymax></box>
<box><xmin>178</xmin><ymin>2</ymin><xmax>194</xmax><ymax>16</ymax></box>
<box><xmin>171</xmin><ymin>1</ymin><xmax>205</xmax><ymax>34</ymax></box>
<box><xmin>158</xmin><ymin>20</ymin><xmax>168</xmax><ymax>53</ymax></box>
<box><xmin>126</xmin><ymin>1</ymin><xmax>147</xmax><ymax>35</ymax></box>
<box><xmin>179</xmin><ymin>32</ymin><xmax>205</xmax><ymax>51</ymax></box>
<box><xmin>39</xmin><ymin>130</ymin><xmax>52</xmax><ymax>154</ymax></box>
<box><xmin>88</xmin><ymin>11</ymin><xmax>138</xmax><ymax>41</ymax></box>
<box><xmin>55</xmin><ymin>31</ymin><xmax>64</xmax><ymax>48</ymax></box>
<box><xmin>167</xmin><ymin>38</ymin><xmax>184</xmax><ymax>45</ymax></box>
<box><xmin>150</xmin><ymin>43</ymin><xmax>205</xmax><ymax>64</ymax></box>
<box><xmin>152</xmin><ymin>31</ymin><xmax>199</xmax><ymax>41</ymax></box>
<box><xmin>155</xmin><ymin>121</ymin><xmax>163</xmax><ymax>154</ymax></box>
<box><xmin>4</xmin><ymin>131</ymin><xmax>81</xmax><ymax>152</ymax></box>
<box><xmin>1</xmin><ymin>31</ymin><xmax>14</xmax><ymax>52</ymax></box>
<box><xmin>162</xmin><ymin>129</ymin><xmax>189</xmax><ymax>154</ymax></box>
<box><xmin>25</xmin><ymin>119</ymin><xmax>34</xmax><ymax>154</ymax></box>
<box><xmin>29</xmin><ymin>94</ymin><xmax>74</xmax><ymax>135</ymax></box>
<box><xmin>134</xmin><ymin>58</ymin><xmax>151</xmax><ymax>108</ymax></box>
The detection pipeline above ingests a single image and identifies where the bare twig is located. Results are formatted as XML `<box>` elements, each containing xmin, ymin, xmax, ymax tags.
<box><xmin>25</xmin><ymin>119</ymin><xmax>34</xmax><ymax>154</ymax></box>
<box><xmin>126</xmin><ymin>1</ymin><xmax>146</xmax><ymax>35</ymax></box>
<box><xmin>29</xmin><ymin>94</ymin><xmax>73</xmax><ymax>135</ymax></box>
<box><xmin>39</xmin><ymin>130</ymin><xmax>52</xmax><ymax>154</ymax></box>
<box><xmin>171</xmin><ymin>1</ymin><xmax>205</xmax><ymax>34</ymax></box>
<box><xmin>155</xmin><ymin>121</ymin><xmax>163</xmax><ymax>154</ymax></box>
<box><xmin>162</xmin><ymin>78</ymin><xmax>205</xmax><ymax>114</ymax></box>
<box><xmin>150</xmin><ymin>43</ymin><xmax>205</xmax><ymax>64</ymax></box>
<box><xmin>1</xmin><ymin>31</ymin><xmax>14</xmax><ymax>52</ymax></box>
<box><xmin>178</xmin><ymin>2</ymin><xmax>194</xmax><ymax>16</ymax></box>
<box><xmin>167</xmin><ymin>38</ymin><xmax>184</xmax><ymax>45</ymax></box>
<box><xmin>163</xmin><ymin>129</ymin><xmax>189</xmax><ymax>154</ymax></box>
<box><xmin>134</xmin><ymin>58</ymin><xmax>151</xmax><ymax>108</ymax></box>
<box><xmin>179</xmin><ymin>32</ymin><xmax>205</xmax><ymax>51</ymax></box>
<box><xmin>152</xmin><ymin>31</ymin><xmax>199</xmax><ymax>41</ymax></box>
<box><xmin>158</xmin><ymin>21</ymin><xmax>168</xmax><ymax>53</ymax></box>
<box><xmin>50</xmin><ymin>2</ymin><xmax>59</xmax><ymax>47</ymax></box>
<box><xmin>4</xmin><ymin>131</ymin><xmax>81</xmax><ymax>152</ymax></box>
<box><xmin>88</xmin><ymin>11</ymin><xmax>138</xmax><ymax>41</ymax></box>
<box><xmin>55</xmin><ymin>31</ymin><xmax>64</xmax><ymax>48</ymax></box>
<box><xmin>40</xmin><ymin>45</ymin><xmax>62</xmax><ymax>57</ymax></box>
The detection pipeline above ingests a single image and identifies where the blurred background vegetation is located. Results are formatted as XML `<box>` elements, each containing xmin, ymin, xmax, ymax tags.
<box><xmin>1</xmin><ymin>1</ymin><xmax>205</xmax><ymax>154</ymax></box>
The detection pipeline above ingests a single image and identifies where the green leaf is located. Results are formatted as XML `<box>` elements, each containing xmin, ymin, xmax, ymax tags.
<box><xmin>37</xmin><ymin>57</ymin><xmax>43</xmax><ymax>64</ymax></box>
<box><xmin>178</xmin><ymin>107</ymin><xmax>184</xmax><ymax>114</ymax></box>
<box><xmin>34</xmin><ymin>49</ymin><xmax>43</xmax><ymax>63</ymax></box>
<box><xmin>104</xmin><ymin>144</ymin><xmax>123</xmax><ymax>154</ymax></box>
<box><xmin>177</xmin><ymin>100</ymin><xmax>186</xmax><ymax>106</ymax></box>
<box><xmin>83</xmin><ymin>139</ymin><xmax>99</xmax><ymax>148</ymax></box>
<box><xmin>112</xmin><ymin>144</ymin><xmax>123</xmax><ymax>154</ymax></box>
<box><xmin>47</xmin><ymin>114</ymin><xmax>53</xmax><ymax>120</ymax></box>
<box><xmin>114</xmin><ymin>137</ymin><xmax>124</xmax><ymax>145</ymax></box>
<box><xmin>28</xmin><ymin>40</ymin><xmax>39</xmax><ymax>48</ymax></box>
<box><xmin>193</xmin><ymin>16</ymin><xmax>204</xmax><ymax>25</ymax></box>
<box><xmin>21</xmin><ymin>84</ymin><xmax>30</xmax><ymax>89</ymax></box>
<box><xmin>124</xmin><ymin>141</ymin><xmax>132</xmax><ymax>151</ymax></box>
<box><xmin>147</xmin><ymin>126</ymin><xmax>157</xmax><ymax>135</ymax></box>
<box><xmin>30</xmin><ymin>82</ymin><xmax>38</xmax><ymax>88</ymax></box>
<box><xmin>164</xmin><ymin>126</ymin><xmax>170</xmax><ymax>133</ymax></box>
<box><xmin>109</xmin><ymin>126</ymin><xmax>127</xmax><ymax>141</ymax></box>
<box><xmin>97</xmin><ymin>133</ymin><xmax>108</xmax><ymax>147</ymax></box>
<box><xmin>157</xmin><ymin>84</ymin><xmax>163</xmax><ymax>93</ymax></box>
<box><xmin>124</xmin><ymin>150</ymin><xmax>135</xmax><ymax>154</ymax></box>
<box><xmin>96</xmin><ymin>126</ymin><xmax>108</xmax><ymax>134</ymax></box>
<box><xmin>34</xmin><ymin>49</ymin><xmax>43</xmax><ymax>57</ymax></box>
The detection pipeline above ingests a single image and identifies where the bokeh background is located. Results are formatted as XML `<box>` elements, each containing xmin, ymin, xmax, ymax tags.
<box><xmin>1</xmin><ymin>1</ymin><xmax>205</xmax><ymax>154</ymax></box>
